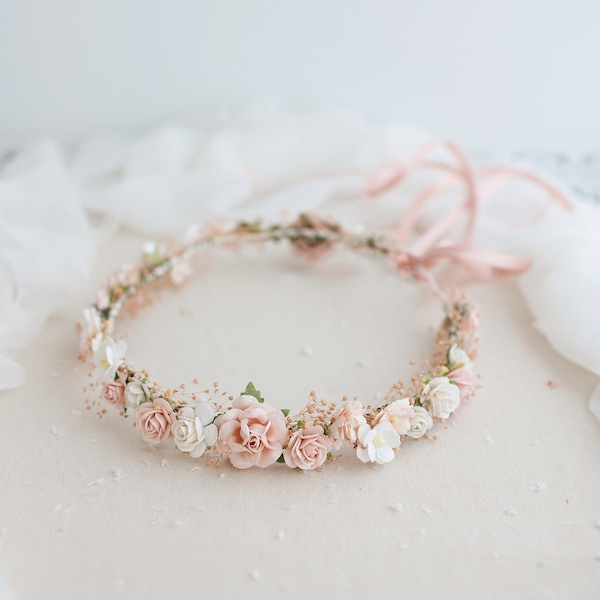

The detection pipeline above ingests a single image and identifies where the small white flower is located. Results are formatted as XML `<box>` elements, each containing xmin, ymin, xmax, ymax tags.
<box><xmin>170</xmin><ymin>261</ymin><xmax>192</xmax><ymax>287</ymax></box>
<box><xmin>405</xmin><ymin>406</ymin><xmax>434</xmax><ymax>439</ymax></box>
<box><xmin>79</xmin><ymin>307</ymin><xmax>103</xmax><ymax>353</ymax></box>
<box><xmin>448</xmin><ymin>345</ymin><xmax>470</xmax><ymax>370</ymax></box>
<box><xmin>92</xmin><ymin>338</ymin><xmax>127</xmax><ymax>381</ymax></box>
<box><xmin>356</xmin><ymin>422</ymin><xmax>400</xmax><ymax>465</ymax></box>
<box><xmin>143</xmin><ymin>241</ymin><xmax>166</xmax><ymax>266</ymax></box>
<box><xmin>125</xmin><ymin>379</ymin><xmax>151</xmax><ymax>409</ymax></box>
<box><xmin>421</xmin><ymin>377</ymin><xmax>461</xmax><ymax>419</ymax></box>
<box><xmin>172</xmin><ymin>403</ymin><xmax>218</xmax><ymax>458</ymax></box>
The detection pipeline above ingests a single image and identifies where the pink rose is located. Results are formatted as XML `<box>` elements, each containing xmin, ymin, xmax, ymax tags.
<box><xmin>135</xmin><ymin>398</ymin><xmax>175</xmax><ymax>444</ymax></box>
<box><xmin>283</xmin><ymin>426</ymin><xmax>332</xmax><ymax>470</ymax></box>
<box><xmin>448</xmin><ymin>367</ymin><xmax>474</xmax><ymax>402</ymax></box>
<box><xmin>216</xmin><ymin>395</ymin><xmax>289</xmax><ymax>469</ymax></box>
<box><xmin>101</xmin><ymin>379</ymin><xmax>125</xmax><ymax>408</ymax></box>
<box><xmin>373</xmin><ymin>398</ymin><xmax>415</xmax><ymax>435</ymax></box>
<box><xmin>328</xmin><ymin>400</ymin><xmax>366</xmax><ymax>449</ymax></box>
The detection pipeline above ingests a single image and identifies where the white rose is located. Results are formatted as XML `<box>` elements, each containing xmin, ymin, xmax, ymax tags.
<box><xmin>125</xmin><ymin>379</ymin><xmax>151</xmax><ymax>409</ymax></box>
<box><xmin>448</xmin><ymin>345</ymin><xmax>470</xmax><ymax>370</ymax></box>
<box><xmin>421</xmin><ymin>377</ymin><xmax>461</xmax><ymax>419</ymax></box>
<box><xmin>405</xmin><ymin>406</ymin><xmax>434</xmax><ymax>439</ymax></box>
<box><xmin>172</xmin><ymin>403</ymin><xmax>218</xmax><ymax>458</ymax></box>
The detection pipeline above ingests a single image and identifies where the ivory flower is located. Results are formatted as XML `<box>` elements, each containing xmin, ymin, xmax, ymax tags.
<box><xmin>135</xmin><ymin>398</ymin><xmax>175</xmax><ymax>444</ymax></box>
<box><xmin>421</xmin><ymin>377</ymin><xmax>461</xmax><ymax>419</ymax></box>
<box><xmin>448</xmin><ymin>345</ymin><xmax>470</xmax><ymax>370</ymax></box>
<box><xmin>356</xmin><ymin>422</ymin><xmax>400</xmax><ymax>465</ymax></box>
<box><xmin>172</xmin><ymin>403</ymin><xmax>218</xmax><ymax>458</ymax></box>
<box><xmin>92</xmin><ymin>338</ymin><xmax>127</xmax><ymax>381</ymax></box>
<box><xmin>329</xmin><ymin>400</ymin><xmax>366</xmax><ymax>449</ymax></box>
<box><xmin>125</xmin><ymin>379</ymin><xmax>151</xmax><ymax>410</ymax></box>
<box><xmin>170</xmin><ymin>261</ymin><xmax>192</xmax><ymax>287</ymax></box>
<box><xmin>216</xmin><ymin>395</ymin><xmax>289</xmax><ymax>469</ymax></box>
<box><xmin>405</xmin><ymin>406</ymin><xmax>434</xmax><ymax>439</ymax></box>
<box><xmin>283</xmin><ymin>426</ymin><xmax>331</xmax><ymax>470</ymax></box>
<box><xmin>374</xmin><ymin>398</ymin><xmax>414</xmax><ymax>436</ymax></box>
<box><xmin>78</xmin><ymin>307</ymin><xmax>103</xmax><ymax>355</ymax></box>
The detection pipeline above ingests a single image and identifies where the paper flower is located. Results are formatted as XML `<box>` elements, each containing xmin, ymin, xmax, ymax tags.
<box><xmin>283</xmin><ymin>425</ymin><xmax>331</xmax><ymax>470</ymax></box>
<box><xmin>356</xmin><ymin>422</ymin><xmax>400</xmax><ymax>464</ymax></box>
<box><xmin>172</xmin><ymin>403</ymin><xmax>218</xmax><ymax>458</ymax></box>
<box><xmin>447</xmin><ymin>345</ymin><xmax>470</xmax><ymax>370</ymax></box>
<box><xmin>92</xmin><ymin>338</ymin><xmax>127</xmax><ymax>381</ymax></box>
<box><xmin>101</xmin><ymin>379</ymin><xmax>126</xmax><ymax>408</ymax></box>
<box><xmin>420</xmin><ymin>377</ymin><xmax>461</xmax><ymax>419</ymax></box>
<box><xmin>135</xmin><ymin>398</ymin><xmax>175</xmax><ymax>444</ymax></box>
<box><xmin>405</xmin><ymin>406</ymin><xmax>434</xmax><ymax>439</ymax></box>
<box><xmin>216</xmin><ymin>395</ymin><xmax>289</xmax><ymax>469</ymax></box>
<box><xmin>374</xmin><ymin>398</ymin><xmax>414</xmax><ymax>436</ymax></box>
<box><xmin>329</xmin><ymin>400</ymin><xmax>366</xmax><ymax>449</ymax></box>
<box><xmin>125</xmin><ymin>379</ymin><xmax>151</xmax><ymax>410</ymax></box>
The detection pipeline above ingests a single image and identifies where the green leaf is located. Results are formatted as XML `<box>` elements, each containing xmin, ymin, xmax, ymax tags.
<box><xmin>276</xmin><ymin>454</ymin><xmax>285</xmax><ymax>463</ymax></box>
<box><xmin>423</xmin><ymin>375</ymin><xmax>431</xmax><ymax>385</ymax></box>
<box><xmin>297</xmin><ymin>420</ymin><xmax>304</xmax><ymax>428</ymax></box>
<box><xmin>281</xmin><ymin>408</ymin><xmax>290</xmax><ymax>417</ymax></box>
<box><xmin>241</xmin><ymin>381</ymin><xmax>264</xmax><ymax>403</ymax></box>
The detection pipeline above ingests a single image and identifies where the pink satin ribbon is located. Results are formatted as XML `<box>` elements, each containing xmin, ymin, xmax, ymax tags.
<box><xmin>364</xmin><ymin>140</ymin><xmax>574</xmax><ymax>280</ymax></box>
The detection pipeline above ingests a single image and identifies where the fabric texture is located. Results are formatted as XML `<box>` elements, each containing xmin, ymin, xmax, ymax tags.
<box><xmin>0</xmin><ymin>233</ymin><xmax>599</xmax><ymax>599</ymax></box>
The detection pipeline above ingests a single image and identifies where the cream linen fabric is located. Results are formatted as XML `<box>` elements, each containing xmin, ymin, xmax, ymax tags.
<box><xmin>1</xmin><ymin>230</ymin><xmax>599</xmax><ymax>599</ymax></box>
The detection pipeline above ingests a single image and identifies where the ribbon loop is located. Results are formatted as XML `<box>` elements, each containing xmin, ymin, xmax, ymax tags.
<box><xmin>365</xmin><ymin>140</ymin><xmax>573</xmax><ymax>280</ymax></box>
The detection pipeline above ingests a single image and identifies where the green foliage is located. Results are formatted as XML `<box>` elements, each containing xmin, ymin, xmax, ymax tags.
<box><xmin>241</xmin><ymin>381</ymin><xmax>264</xmax><ymax>403</ymax></box>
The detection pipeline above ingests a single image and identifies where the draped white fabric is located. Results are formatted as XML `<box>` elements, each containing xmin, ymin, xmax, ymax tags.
<box><xmin>1</xmin><ymin>103</ymin><xmax>599</xmax><ymax>415</ymax></box>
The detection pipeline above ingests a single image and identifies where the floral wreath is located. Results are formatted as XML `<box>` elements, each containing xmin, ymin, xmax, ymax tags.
<box><xmin>77</xmin><ymin>141</ymin><xmax>571</xmax><ymax>471</ymax></box>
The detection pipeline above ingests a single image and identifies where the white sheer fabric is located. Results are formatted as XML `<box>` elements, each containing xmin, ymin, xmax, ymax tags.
<box><xmin>1</xmin><ymin>103</ymin><xmax>599</xmax><ymax>416</ymax></box>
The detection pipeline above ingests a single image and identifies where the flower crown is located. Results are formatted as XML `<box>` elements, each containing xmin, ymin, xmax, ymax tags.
<box><xmin>79</xmin><ymin>213</ymin><xmax>479</xmax><ymax>470</ymax></box>
<box><xmin>78</xmin><ymin>140</ymin><xmax>570</xmax><ymax>471</ymax></box>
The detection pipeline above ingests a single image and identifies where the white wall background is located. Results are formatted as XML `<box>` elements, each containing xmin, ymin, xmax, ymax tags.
<box><xmin>0</xmin><ymin>0</ymin><xmax>598</xmax><ymax>151</ymax></box>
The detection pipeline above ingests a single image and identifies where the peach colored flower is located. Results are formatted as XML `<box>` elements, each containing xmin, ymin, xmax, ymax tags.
<box><xmin>374</xmin><ymin>398</ymin><xmax>415</xmax><ymax>436</ymax></box>
<box><xmin>101</xmin><ymin>379</ymin><xmax>125</xmax><ymax>409</ymax></box>
<box><xmin>290</xmin><ymin>214</ymin><xmax>338</xmax><ymax>261</ymax></box>
<box><xmin>329</xmin><ymin>400</ymin><xmax>366</xmax><ymax>449</ymax></box>
<box><xmin>448</xmin><ymin>366</ymin><xmax>473</xmax><ymax>402</ymax></box>
<box><xmin>216</xmin><ymin>396</ymin><xmax>289</xmax><ymax>469</ymax></box>
<box><xmin>135</xmin><ymin>398</ymin><xmax>175</xmax><ymax>444</ymax></box>
<box><xmin>283</xmin><ymin>426</ymin><xmax>332</xmax><ymax>470</ymax></box>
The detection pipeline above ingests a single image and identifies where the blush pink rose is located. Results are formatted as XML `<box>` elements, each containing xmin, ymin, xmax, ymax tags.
<box><xmin>328</xmin><ymin>400</ymin><xmax>366</xmax><ymax>449</ymax></box>
<box><xmin>283</xmin><ymin>426</ymin><xmax>332</xmax><ymax>470</ymax></box>
<box><xmin>216</xmin><ymin>395</ymin><xmax>289</xmax><ymax>469</ymax></box>
<box><xmin>448</xmin><ymin>367</ymin><xmax>474</xmax><ymax>402</ymax></box>
<box><xmin>373</xmin><ymin>398</ymin><xmax>415</xmax><ymax>435</ymax></box>
<box><xmin>135</xmin><ymin>398</ymin><xmax>175</xmax><ymax>444</ymax></box>
<box><xmin>101</xmin><ymin>379</ymin><xmax>126</xmax><ymax>409</ymax></box>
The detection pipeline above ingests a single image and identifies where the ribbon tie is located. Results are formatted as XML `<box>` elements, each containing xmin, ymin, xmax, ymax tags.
<box><xmin>364</xmin><ymin>140</ymin><xmax>574</xmax><ymax>280</ymax></box>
